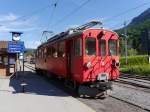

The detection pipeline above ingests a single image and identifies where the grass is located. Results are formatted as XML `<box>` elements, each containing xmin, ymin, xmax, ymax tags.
<box><xmin>120</xmin><ymin>64</ymin><xmax>150</xmax><ymax>76</ymax></box>
<box><xmin>120</xmin><ymin>55</ymin><xmax>150</xmax><ymax>76</ymax></box>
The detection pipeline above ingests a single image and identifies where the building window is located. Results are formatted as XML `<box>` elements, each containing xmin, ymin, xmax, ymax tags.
<box><xmin>0</xmin><ymin>56</ymin><xmax>2</xmax><ymax>64</ymax></box>
<box><xmin>74</xmin><ymin>38</ymin><xmax>82</xmax><ymax>56</ymax></box>
<box><xmin>4</xmin><ymin>57</ymin><xmax>8</xmax><ymax>65</ymax></box>
<box><xmin>86</xmin><ymin>37</ymin><xmax>96</xmax><ymax>56</ymax></box>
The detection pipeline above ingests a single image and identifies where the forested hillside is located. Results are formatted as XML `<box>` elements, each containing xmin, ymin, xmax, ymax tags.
<box><xmin>116</xmin><ymin>8</ymin><xmax>150</xmax><ymax>55</ymax></box>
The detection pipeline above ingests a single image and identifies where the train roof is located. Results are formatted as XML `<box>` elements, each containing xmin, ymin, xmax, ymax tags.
<box><xmin>37</xmin><ymin>21</ymin><xmax>119</xmax><ymax>49</ymax></box>
<box><xmin>37</xmin><ymin>21</ymin><xmax>102</xmax><ymax>49</ymax></box>
<box><xmin>37</xmin><ymin>30</ymin><xmax>83</xmax><ymax>49</ymax></box>
<box><xmin>37</xmin><ymin>28</ymin><xmax>120</xmax><ymax>49</ymax></box>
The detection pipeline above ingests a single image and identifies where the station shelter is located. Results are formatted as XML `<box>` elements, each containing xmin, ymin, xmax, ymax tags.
<box><xmin>0</xmin><ymin>41</ymin><xmax>17</xmax><ymax>77</ymax></box>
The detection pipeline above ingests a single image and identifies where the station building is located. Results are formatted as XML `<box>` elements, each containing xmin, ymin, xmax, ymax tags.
<box><xmin>0</xmin><ymin>41</ymin><xmax>17</xmax><ymax>77</ymax></box>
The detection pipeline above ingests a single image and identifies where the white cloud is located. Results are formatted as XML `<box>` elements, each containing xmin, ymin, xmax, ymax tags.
<box><xmin>0</xmin><ymin>13</ymin><xmax>38</xmax><ymax>33</ymax></box>
<box><xmin>0</xmin><ymin>13</ymin><xmax>18</xmax><ymax>22</ymax></box>
<box><xmin>0</xmin><ymin>25</ymin><xmax>37</xmax><ymax>32</ymax></box>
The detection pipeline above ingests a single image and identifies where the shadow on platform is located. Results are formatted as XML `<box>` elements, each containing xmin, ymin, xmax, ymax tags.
<box><xmin>9</xmin><ymin>71</ymin><xmax>69</xmax><ymax>97</ymax></box>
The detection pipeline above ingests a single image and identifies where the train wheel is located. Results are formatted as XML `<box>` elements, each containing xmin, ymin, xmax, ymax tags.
<box><xmin>35</xmin><ymin>69</ymin><xmax>41</xmax><ymax>75</ymax></box>
<box><xmin>46</xmin><ymin>72</ymin><xmax>50</xmax><ymax>78</ymax></box>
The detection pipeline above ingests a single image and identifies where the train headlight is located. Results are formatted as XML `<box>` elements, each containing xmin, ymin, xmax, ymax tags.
<box><xmin>86</xmin><ymin>61</ymin><xmax>92</xmax><ymax>69</ymax></box>
<box><xmin>112</xmin><ymin>60</ymin><xmax>120</xmax><ymax>68</ymax></box>
<box><xmin>115</xmin><ymin>60</ymin><xmax>120</xmax><ymax>67</ymax></box>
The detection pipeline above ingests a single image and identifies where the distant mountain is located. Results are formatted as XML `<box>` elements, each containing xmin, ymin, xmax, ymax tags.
<box><xmin>25</xmin><ymin>48</ymin><xmax>36</xmax><ymax>56</ymax></box>
<box><xmin>128</xmin><ymin>8</ymin><xmax>150</xmax><ymax>27</ymax></box>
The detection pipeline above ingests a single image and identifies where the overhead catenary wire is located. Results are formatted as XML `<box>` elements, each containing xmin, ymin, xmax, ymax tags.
<box><xmin>104</xmin><ymin>1</ymin><xmax>150</xmax><ymax>23</ymax></box>
<box><xmin>51</xmin><ymin>0</ymin><xmax>91</xmax><ymax>28</ymax></box>
<box><xmin>109</xmin><ymin>19</ymin><xmax>131</xmax><ymax>30</ymax></box>
<box><xmin>105</xmin><ymin>2</ymin><xmax>150</xmax><ymax>22</ymax></box>
<box><xmin>103</xmin><ymin>1</ymin><xmax>150</xmax><ymax>30</ymax></box>
<box><xmin>40</xmin><ymin>0</ymin><xmax>91</xmax><ymax>43</ymax></box>
<box><xmin>0</xmin><ymin>4</ymin><xmax>52</xmax><ymax>26</ymax></box>
<box><xmin>40</xmin><ymin>0</ymin><xmax>60</xmax><ymax>43</ymax></box>
<box><xmin>46</xmin><ymin>0</ymin><xmax>60</xmax><ymax>30</ymax></box>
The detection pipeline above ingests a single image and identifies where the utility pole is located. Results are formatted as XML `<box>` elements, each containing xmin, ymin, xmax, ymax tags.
<box><xmin>124</xmin><ymin>21</ymin><xmax>128</xmax><ymax>65</ymax></box>
<box><xmin>148</xmin><ymin>31</ymin><xmax>150</xmax><ymax>64</ymax></box>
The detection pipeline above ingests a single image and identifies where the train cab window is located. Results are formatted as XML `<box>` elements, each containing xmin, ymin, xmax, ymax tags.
<box><xmin>58</xmin><ymin>42</ymin><xmax>65</xmax><ymax>57</ymax></box>
<box><xmin>86</xmin><ymin>37</ymin><xmax>96</xmax><ymax>56</ymax></box>
<box><xmin>99</xmin><ymin>40</ymin><xmax>106</xmax><ymax>56</ymax></box>
<box><xmin>74</xmin><ymin>38</ymin><xmax>82</xmax><ymax>56</ymax></box>
<box><xmin>109</xmin><ymin>39</ymin><xmax>117</xmax><ymax>56</ymax></box>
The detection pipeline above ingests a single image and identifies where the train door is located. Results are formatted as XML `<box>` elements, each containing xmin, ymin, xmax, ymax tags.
<box><xmin>66</xmin><ymin>40</ymin><xmax>73</xmax><ymax>79</ymax></box>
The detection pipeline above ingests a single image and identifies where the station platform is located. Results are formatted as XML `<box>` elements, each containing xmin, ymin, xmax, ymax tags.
<box><xmin>0</xmin><ymin>68</ymin><xmax>95</xmax><ymax>112</ymax></box>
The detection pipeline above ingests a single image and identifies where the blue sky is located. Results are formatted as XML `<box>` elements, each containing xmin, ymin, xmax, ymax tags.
<box><xmin>0</xmin><ymin>0</ymin><xmax>149</xmax><ymax>48</ymax></box>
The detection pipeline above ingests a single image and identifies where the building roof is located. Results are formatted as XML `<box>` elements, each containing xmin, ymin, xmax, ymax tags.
<box><xmin>0</xmin><ymin>41</ymin><xmax>8</xmax><ymax>48</ymax></box>
<box><xmin>0</xmin><ymin>41</ymin><xmax>8</xmax><ymax>52</ymax></box>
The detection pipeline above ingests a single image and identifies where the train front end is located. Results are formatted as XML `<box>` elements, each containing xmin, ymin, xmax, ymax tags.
<box><xmin>79</xmin><ymin>29</ymin><xmax>120</xmax><ymax>97</ymax></box>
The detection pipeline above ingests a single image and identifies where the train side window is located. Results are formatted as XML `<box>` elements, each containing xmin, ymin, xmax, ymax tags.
<box><xmin>58</xmin><ymin>42</ymin><xmax>65</xmax><ymax>57</ymax></box>
<box><xmin>39</xmin><ymin>50</ymin><xmax>41</xmax><ymax>58</ymax></box>
<box><xmin>42</xmin><ymin>49</ymin><xmax>44</xmax><ymax>59</ymax></box>
<box><xmin>99</xmin><ymin>40</ymin><xmax>106</xmax><ymax>56</ymax></box>
<box><xmin>44</xmin><ymin>48</ymin><xmax>47</xmax><ymax>58</ymax></box>
<box><xmin>36</xmin><ymin>51</ymin><xmax>38</xmax><ymax>58</ymax></box>
<box><xmin>74</xmin><ymin>38</ymin><xmax>82</xmax><ymax>56</ymax></box>
<box><xmin>47</xmin><ymin>46</ymin><xmax>52</xmax><ymax>57</ymax></box>
<box><xmin>86</xmin><ymin>37</ymin><xmax>96</xmax><ymax>56</ymax></box>
<box><xmin>109</xmin><ymin>39</ymin><xmax>117</xmax><ymax>56</ymax></box>
<box><xmin>52</xmin><ymin>44</ymin><xmax>58</xmax><ymax>58</ymax></box>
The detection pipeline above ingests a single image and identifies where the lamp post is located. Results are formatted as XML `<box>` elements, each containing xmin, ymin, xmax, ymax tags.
<box><xmin>148</xmin><ymin>31</ymin><xmax>150</xmax><ymax>63</ymax></box>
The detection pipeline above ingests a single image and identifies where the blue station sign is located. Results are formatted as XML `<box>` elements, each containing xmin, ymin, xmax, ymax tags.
<box><xmin>7</xmin><ymin>41</ymin><xmax>25</xmax><ymax>53</ymax></box>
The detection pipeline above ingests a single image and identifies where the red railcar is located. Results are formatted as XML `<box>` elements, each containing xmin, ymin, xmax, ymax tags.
<box><xmin>35</xmin><ymin>21</ymin><xmax>120</xmax><ymax>97</ymax></box>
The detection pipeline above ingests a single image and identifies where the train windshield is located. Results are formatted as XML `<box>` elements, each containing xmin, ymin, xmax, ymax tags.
<box><xmin>108</xmin><ymin>39</ymin><xmax>117</xmax><ymax>56</ymax></box>
<box><xmin>99</xmin><ymin>40</ymin><xmax>106</xmax><ymax>56</ymax></box>
<box><xmin>86</xmin><ymin>37</ymin><xmax>96</xmax><ymax>56</ymax></box>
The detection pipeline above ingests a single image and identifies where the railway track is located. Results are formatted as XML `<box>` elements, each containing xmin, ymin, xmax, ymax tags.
<box><xmin>110</xmin><ymin>95</ymin><xmax>150</xmax><ymax>112</ymax></box>
<box><xmin>113</xmin><ymin>76</ymin><xmax>150</xmax><ymax>111</ymax></box>
<box><xmin>25</xmin><ymin>65</ymin><xmax>150</xmax><ymax>112</ymax></box>
<box><xmin>120</xmin><ymin>73</ymin><xmax>150</xmax><ymax>81</ymax></box>
<box><xmin>24</xmin><ymin>64</ymin><xmax>35</xmax><ymax>71</ymax></box>
<box><xmin>116</xmin><ymin>75</ymin><xmax>150</xmax><ymax>91</ymax></box>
